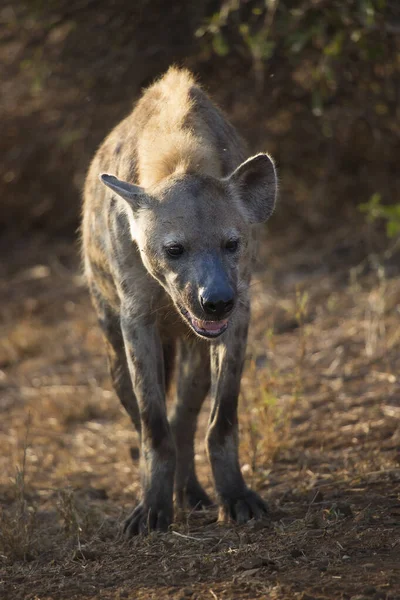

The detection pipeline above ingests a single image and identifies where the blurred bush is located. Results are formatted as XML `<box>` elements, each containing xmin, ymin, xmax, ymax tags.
<box><xmin>360</xmin><ymin>192</ymin><xmax>400</xmax><ymax>237</ymax></box>
<box><xmin>197</xmin><ymin>0</ymin><xmax>399</xmax><ymax>229</ymax></box>
<box><xmin>1</xmin><ymin>0</ymin><xmax>399</xmax><ymax>238</ymax></box>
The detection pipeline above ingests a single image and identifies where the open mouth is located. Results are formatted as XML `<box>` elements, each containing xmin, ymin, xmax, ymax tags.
<box><xmin>180</xmin><ymin>308</ymin><xmax>229</xmax><ymax>338</ymax></box>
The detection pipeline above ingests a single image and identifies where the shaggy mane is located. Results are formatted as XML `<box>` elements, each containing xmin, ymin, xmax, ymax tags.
<box><xmin>137</xmin><ymin>67</ymin><xmax>220</xmax><ymax>187</ymax></box>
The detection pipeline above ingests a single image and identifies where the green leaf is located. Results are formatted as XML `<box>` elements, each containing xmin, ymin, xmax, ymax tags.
<box><xmin>212</xmin><ymin>32</ymin><xmax>229</xmax><ymax>57</ymax></box>
<box><xmin>324</xmin><ymin>32</ymin><xmax>344</xmax><ymax>57</ymax></box>
<box><xmin>386</xmin><ymin>220</ymin><xmax>400</xmax><ymax>238</ymax></box>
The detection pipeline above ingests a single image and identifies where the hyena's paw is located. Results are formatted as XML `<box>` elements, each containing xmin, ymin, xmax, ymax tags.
<box><xmin>219</xmin><ymin>488</ymin><xmax>268</xmax><ymax>525</ymax></box>
<box><xmin>176</xmin><ymin>473</ymin><xmax>213</xmax><ymax>511</ymax></box>
<box><xmin>184</xmin><ymin>480</ymin><xmax>213</xmax><ymax>511</ymax></box>
<box><xmin>123</xmin><ymin>501</ymin><xmax>173</xmax><ymax>537</ymax></box>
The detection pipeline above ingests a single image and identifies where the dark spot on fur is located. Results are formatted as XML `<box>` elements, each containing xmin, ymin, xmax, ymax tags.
<box><xmin>129</xmin><ymin>158</ymin><xmax>136</xmax><ymax>178</ymax></box>
<box><xmin>91</xmin><ymin>262</ymin><xmax>115</xmax><ymax>285</ymax></box>
<box><xmin>119</xmin><ymin>278</ymin><xmax>130</xmax><ymax>296</ymax></box>
<box><xmin>115</xmin><ymin>142</ymin><xmax>123</xmax><ymax>156</ymax></box>
<box><xmin>133</xmin><ymin>358</ymin><xmax>144</xmax><ymax>373</ymax></box>
<box><xmin>129</xmin><ymin>329</ymin><xmax>139</xmax><ymax>341</ymax></box>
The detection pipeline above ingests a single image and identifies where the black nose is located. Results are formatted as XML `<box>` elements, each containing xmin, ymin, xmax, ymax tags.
<box><xmin>200</xmin><ymin>292</ymin><xmax>235</xmax><ymax>318</ymax></box>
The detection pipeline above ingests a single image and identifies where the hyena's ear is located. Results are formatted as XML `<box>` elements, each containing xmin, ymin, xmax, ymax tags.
<box><xmin>99</xmin><ymin>174</ymin><xmax>150</xmax><ymax>211</ymax></box>
<box><xmin>226</xmin><ymin>153</ymin><xmax>277</xmax><ymax>224</ymax></box>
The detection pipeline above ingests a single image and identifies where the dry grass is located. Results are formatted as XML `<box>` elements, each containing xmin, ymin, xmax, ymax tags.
<box><xmin>0</xmin><ymin>417</ymin><xmax>37</xmax><ymax>562</ymax></box>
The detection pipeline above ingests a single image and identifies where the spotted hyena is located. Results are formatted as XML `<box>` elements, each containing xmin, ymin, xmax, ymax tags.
<box><xmin>82</xmin><ymin>67</ymin><xmax>277</xmax><ymax>536</ymax></box>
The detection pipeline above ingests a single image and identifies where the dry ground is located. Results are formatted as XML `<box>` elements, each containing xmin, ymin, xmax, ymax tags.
<box><xmin>1</xmin><ymin>226</ymin><xmax>399</xmax><ymax>600</ymax></box>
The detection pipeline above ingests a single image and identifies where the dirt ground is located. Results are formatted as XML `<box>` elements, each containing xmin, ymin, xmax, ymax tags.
<box><xmin>1</xmin><ymin>225</ymin><xmax>400</xmax><ymax>600</ymax></box>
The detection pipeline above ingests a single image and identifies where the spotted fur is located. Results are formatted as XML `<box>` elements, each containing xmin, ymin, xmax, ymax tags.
<box><xmin>82</xmin><ymin>67</ymin><xmax>277</xmax><ymax>535</ymax></box>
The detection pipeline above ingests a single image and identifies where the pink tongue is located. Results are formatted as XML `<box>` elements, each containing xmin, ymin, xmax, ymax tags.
<box><xmin>193</xmin><ymin>318</ymin><xmax>228</xmax><ymax>332</ymax></box>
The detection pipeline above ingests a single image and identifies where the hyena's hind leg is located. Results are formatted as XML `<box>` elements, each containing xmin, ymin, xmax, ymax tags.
<box><xmin>91</xmin><ymin>286</ymin><xmax>141</xmax><ymax>435</ymax></box>
<box><xmin>170</xmin><ymin>339</ymin><xmax>212</xmax><ymax>510</ymax></box>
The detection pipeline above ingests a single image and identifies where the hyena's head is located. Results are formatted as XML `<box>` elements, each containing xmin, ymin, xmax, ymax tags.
<box><xmin>100</xmin><ymin>154</ymin><xmax>277</xmax><ymax>339</ymax></box>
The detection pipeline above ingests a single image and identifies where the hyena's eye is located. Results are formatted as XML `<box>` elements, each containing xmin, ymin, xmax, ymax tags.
<box><xmin>225</xmin><ymin>239</ymin><xmax>239</xmax><ymax>253</ymax></box>
<box><xmin>165</xmin><ymin>243</ymin><xmax>185</xmax><ymax>258</ymax></box>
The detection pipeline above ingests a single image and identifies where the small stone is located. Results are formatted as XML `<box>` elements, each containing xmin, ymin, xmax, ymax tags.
<box><xmin>336</xmin><ymin>502</ymin><xmax>353</xmax><ymax>518</ymax></box>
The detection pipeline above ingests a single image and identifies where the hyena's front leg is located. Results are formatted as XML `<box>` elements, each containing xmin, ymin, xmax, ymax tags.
<box><xmin>121</xmin><ymin>312</ymin><xmax>175</xmax><ymax>536</ymax></box>
<box><xmin>207</xmin><ymin>308</ymin><xmax>268</xmax><ymax>524</ymax></box>
<box><xmin>170</xmin><ymin>339</ymin><xmax>212</xmax><ymax>510</ymax></box>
